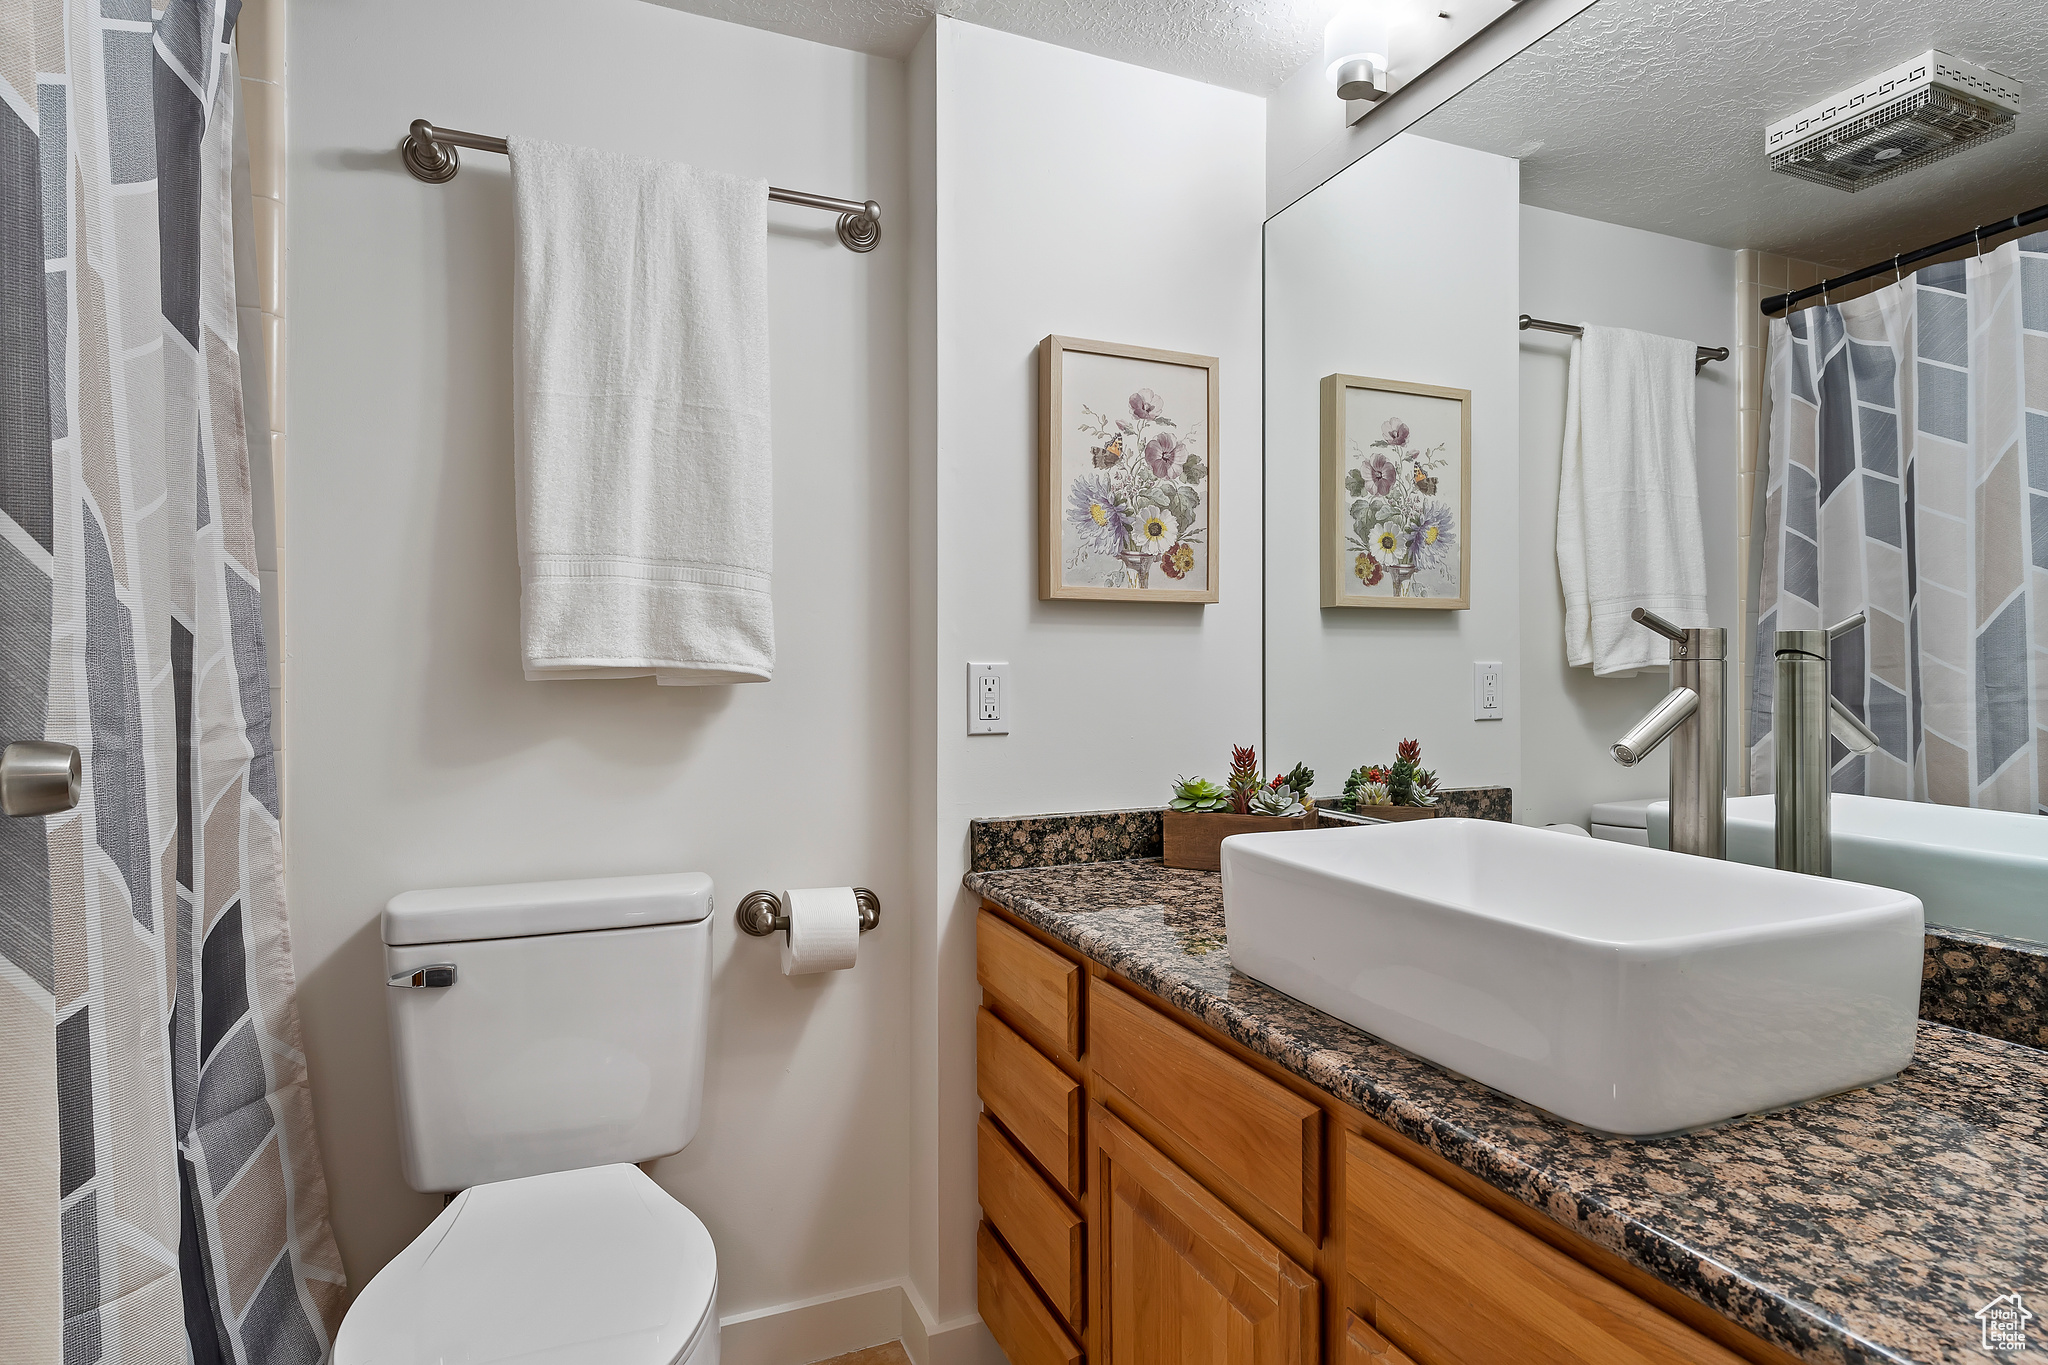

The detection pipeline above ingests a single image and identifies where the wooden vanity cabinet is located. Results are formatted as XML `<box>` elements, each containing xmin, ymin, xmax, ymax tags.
<box><xmin>974</xmin><ymin>903</ymin><xmax>1799</xmax><ymax>1365</ymax></box>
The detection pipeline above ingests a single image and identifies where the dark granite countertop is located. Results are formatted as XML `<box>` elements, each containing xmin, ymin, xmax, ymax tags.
<box><xmin>965</xmin><ymin>857</ymin><xmax>2048</xmax><ymax>1365</ymax></box>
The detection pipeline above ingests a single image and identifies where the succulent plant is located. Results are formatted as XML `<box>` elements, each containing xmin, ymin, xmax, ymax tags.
<box><xmin>1340</xmin><ymin>764</ymin><xmax>1385</xmax><ymax>812</ymax></box>
<box><xmin>1357</xmin><ymin>782</ymin><xmax>1391</xmax><ymax>806</ymax></box>
<box><xmin>1227</xmin><ymin>743</ymin><xmax>1261</xmax><ymax>814</ymax></box>
<box><xmin>1169</xmin><ymin>775</ymin><xmax>1231</xmax><ymax>813</ymax></box>
<box><xmin>1248</xmin><ymin>783</ymin><xmax>1306</xmax><ymax>817</ymax></box>
<box><xmin>1387</xmin><ymin>736</ymin><xmax>1436</xmax><ymax>807</ymax></box>
<box><xmin>1280</xmin><ymin>762</ymin><xmax>1314</xmax><ymax>797</ymax></box>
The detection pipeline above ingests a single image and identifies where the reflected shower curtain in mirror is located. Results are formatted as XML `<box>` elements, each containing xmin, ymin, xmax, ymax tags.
<box><xmin>1750</xmin><ymin>237</ymin><xmax>2048</xmax><ymax>812</ymax></box>
<box><xmin>0</xmin><ymin>2</ymin><xmax>345</xmax><ymax>1362</ymax></box>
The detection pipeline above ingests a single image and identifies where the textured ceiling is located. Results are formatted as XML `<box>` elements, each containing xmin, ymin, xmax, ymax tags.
<box><xmin>647</xmin><ymin>0</ymin><xmax>1353</xmax><ymax>94</ymax></box>
<box><xmin>1410</xmin><ymin>0</ymin><xmax>2048</xmax><ymax>267</ymax></box>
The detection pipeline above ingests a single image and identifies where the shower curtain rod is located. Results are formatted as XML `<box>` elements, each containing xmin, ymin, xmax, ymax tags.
<box><xmin>1518</xmin><ymin>315</ymin><xmax>1730</xmax><ymax>373</ymax></box>
<box><xmin>1760</xmin><ymin>201</ymin><xmax>2048</xmax><ymax>317</ymax></box>
<box><xmin>397</xmin><ymin>119</ymin><xmax>883</xmax><ymax>253</ymax></box>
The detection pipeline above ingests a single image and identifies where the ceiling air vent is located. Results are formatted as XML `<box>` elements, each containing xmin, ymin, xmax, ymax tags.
<box><xmin>1766</xmin><ymin>51</ymin><xmax>2020</xmax><ymax>192</ymax></box>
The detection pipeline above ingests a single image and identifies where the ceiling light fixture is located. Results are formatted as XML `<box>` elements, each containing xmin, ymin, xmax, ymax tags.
<box><xmin>1325</xmin><ymin>8</ymin><xmax>1392</xmax><ymax>109</ymax></box>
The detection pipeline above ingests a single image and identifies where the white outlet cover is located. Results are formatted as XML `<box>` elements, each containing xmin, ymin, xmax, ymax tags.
<box><xmin>1472</xmin><ymin>661</ymin><xmax>1504</xmax><ymax>721</ymax></box>
<box><xmin>968</xmin><ymin>662</ymin><xmax>1011</xmax><ymax>735</ymax></box>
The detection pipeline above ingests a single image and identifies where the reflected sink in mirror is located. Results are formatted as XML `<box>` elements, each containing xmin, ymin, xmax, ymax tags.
<box><xmin>1649</xmin><ymin>794</ymin><xmax>2048</xmax><ymax>942</ymax></box>
<box><xmin>1220</xmin><ymin>820</ymin><xmax>1923</xmax><ymax>1136</ymax></box>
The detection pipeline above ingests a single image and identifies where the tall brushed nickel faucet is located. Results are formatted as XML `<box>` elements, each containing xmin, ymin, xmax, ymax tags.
<box><xmin>1772</xmin><ymin>615</ymin><xmax>1883</xmax><ymax>876</ymax></box>
<box><xmin>1611</xmin><ymin>608</ymin><xmax>1726</xmax><ymax>859</ymax></box>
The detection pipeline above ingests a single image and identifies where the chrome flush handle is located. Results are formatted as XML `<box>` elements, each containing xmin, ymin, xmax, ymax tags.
<box><xmin>388</xmin><ymin>964</ymin><xmax>457</xmax><ymax>989</ymax></box>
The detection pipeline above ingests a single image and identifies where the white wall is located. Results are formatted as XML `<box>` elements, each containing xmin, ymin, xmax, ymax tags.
<box><xmin>1516</xmin><ymin>205</ymin><xmax>1738</xmax><ymax>828</ymax></box>
<box><xmin>289</xmin><ymin>0</ymin><xmax>915</xmax><ymax>1348</ymax></box>
<box><xmin>1262</xmin><ymin>134</ymin><xmax>1522</xmax><ymax>800</ymax></box>
<box><xmin>908</xmin><ymin>14</ymin><xmax>1268</xmax><ymax>1346</ymax></box>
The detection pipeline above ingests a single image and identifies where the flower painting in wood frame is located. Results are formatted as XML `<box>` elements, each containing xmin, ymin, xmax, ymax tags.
<box><xmin>1040</xmin><ymin>336</ymin><xmax>1220</xmax><ymax>603</ymax></box>
<box><xmin>1319</xmin><ymin>373</ymin><xmax>1471</xmax><ymax>610</ymax></box>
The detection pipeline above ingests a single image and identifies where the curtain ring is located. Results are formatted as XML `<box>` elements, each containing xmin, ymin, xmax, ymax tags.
<box><xmin>1975</xmin><ymin>225</ymin><xmax>1986</xmax><ymax>259</ymax></box>
<box><xmin>1893</xmin><ymin>254</ymin><xmax>1903</xmax><ymax>284</ymax></box>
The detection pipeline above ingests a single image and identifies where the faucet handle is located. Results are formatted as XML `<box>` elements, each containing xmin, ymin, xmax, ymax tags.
<box><xmin>1630</xmin><ymin>607</ymin><xmax>1690</xmax><ymax>644</ymax></box>
<box><xmin>1826</xmin><ymin>613</ymin><xmax>1865</xmax><ymax>641</ymax></box>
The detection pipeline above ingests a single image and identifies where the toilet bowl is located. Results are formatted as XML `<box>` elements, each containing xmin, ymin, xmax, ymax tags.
<box><xmin>337</xmin><ymin>1164</ymin><xmax>718</xmax><ymax>1365</ymax></box>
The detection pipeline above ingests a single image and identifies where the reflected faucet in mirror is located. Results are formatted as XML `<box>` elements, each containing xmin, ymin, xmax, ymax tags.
<box><xmin>1611</xmin><ymin>608</ymin><xmax>1726</xmax><ymax>859</ymax></box>
<box><xmin>1773</xmin><ymin>615</ymin><xmax>1883</xmax><ymax>877</ymax></box>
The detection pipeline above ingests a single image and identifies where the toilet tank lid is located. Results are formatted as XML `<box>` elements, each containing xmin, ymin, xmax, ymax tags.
<box><xmin>383</xmin><ymin>872</ymin><xmax>713</xmax><ymax>946</ymax></box>
<box><xmin>1589</xmin><ymin>798</ymin><xmax>1659</xmax><ymax>829</ymax></box>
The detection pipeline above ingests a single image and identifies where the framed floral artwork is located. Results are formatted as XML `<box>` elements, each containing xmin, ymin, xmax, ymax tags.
<box><xmin>1320</xmin><ymin>373</ymin><xmax>1470</xmax><ymax>610</ymax></box>
<box><xmin>1040</xmin><ymin>335</ymin><xmax>1219</xmax><ymax>603</ymax></box>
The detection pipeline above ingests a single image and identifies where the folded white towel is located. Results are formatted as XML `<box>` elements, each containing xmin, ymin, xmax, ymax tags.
<box><xmin>1556</xmin><ymin>325</ymin><xmax>1707</xmax><ymax>676</ymax></box>
<box><xmin>510</xmin><ymin>136</ymin><xmax>773</xmax><ymax>685</ymax></box>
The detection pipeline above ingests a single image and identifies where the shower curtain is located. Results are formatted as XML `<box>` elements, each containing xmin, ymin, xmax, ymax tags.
<box><xmin>1</xmin><ymin>2</ymin><xmax>344</xmax><ymax>1362</ymax></box>
<box><xmin>1750</xmin><ymin>235</ymin><xmax>2048</xmax><ymax>813</ymax></box>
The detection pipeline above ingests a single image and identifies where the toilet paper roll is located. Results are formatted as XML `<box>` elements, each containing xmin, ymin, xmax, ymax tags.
<box><xmin>780</xmin><ymin>886</ymin><xmax>861</xmax><ymax>975</ymax></box>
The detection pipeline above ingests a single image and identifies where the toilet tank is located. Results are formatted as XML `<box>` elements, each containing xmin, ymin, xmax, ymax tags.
<box><xmin>381</xmin><ymin>872</ymin><xmax>714</xmax><ymax>1192</ymax></box>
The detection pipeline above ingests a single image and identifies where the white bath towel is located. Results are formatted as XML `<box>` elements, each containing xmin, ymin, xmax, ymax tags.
<box><xmin>510</xmin><ymin>136</ymin><xmax>773</xmax><ymax>684</ymax></box>
<box><xmin>1556</xmin><ymin>325</ymin><xmax>1707</xmax><ymax>676</ymax></box>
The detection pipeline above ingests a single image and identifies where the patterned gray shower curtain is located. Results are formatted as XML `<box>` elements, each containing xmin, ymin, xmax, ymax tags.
<box><xmin>0</xmin><ymin>2</ymin><xmax>344</xmax><ymax>1362</ymax></box>
<box><xmin>1750</xmin><ymin>236</ymin><xmax>2048</xmax><ymax>813</ymax></box>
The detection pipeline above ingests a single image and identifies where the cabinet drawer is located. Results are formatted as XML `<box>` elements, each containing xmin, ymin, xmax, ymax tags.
<box><xmin>978</xmin><ymin>1007</ymin><xmax>1083</xmax><ymax>1197</ymax></box>
<box><xmin>1089</xmin><ymin>978</ymin><xmax>1321</xmax><ymax>1237</ymax></box>
<box><xmin>979</xmin><ymin>1222</ymin><xmax>1084</xmax><ymax>1365</ymax></box>
<box><xmin>979</xmin><ymin>910</ymin><xmax>1083</xmax><ymax>1057</ymax></box>
<box><xmin>979</xmin><ymin>1113</ymin><xmax>1084</xmax><ymax>1328</ymax></box>
<box><xmin>1345</xmin><ymin>1132</ymin><xmax>1745</xmax><ymax>1365</ymax></box>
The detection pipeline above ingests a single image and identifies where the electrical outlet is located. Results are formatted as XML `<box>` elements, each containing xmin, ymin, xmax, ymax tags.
<box><xmin>1473</xmin><ymin>661</ymin><xmax>1504</xmax><ymax>721</ymax></box>
<box><xmin>968</xmin><ymin>662</ymin><xmax>1011</xmax><ymax>735</ymax></box>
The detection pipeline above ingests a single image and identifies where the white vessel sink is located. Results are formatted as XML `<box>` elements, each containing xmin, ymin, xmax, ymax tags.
<box><xmin>1220</xmin><ymin>820</ymin><xmax>1922</xmax><ymax>1136</ymax></box>
<box><xmin>1651</xmin><ymin>794</ymin><xmax>2048</xmax><ymax>942</ymax></box>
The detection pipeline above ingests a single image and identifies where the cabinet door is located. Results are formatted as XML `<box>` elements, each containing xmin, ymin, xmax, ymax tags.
<box><xmin>1342</xmin><ymin>1313</ymin><xmax>1418</xmax><ymax>1365</ymax></box>
<box><xmin>1097</xmin><ymin>1108</ymin><xmax>1317</xmax><ymax>1365</ymax></box>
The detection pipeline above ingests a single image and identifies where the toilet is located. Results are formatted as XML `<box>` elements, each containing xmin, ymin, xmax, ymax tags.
<box><xmin>1589</xmin><ymin>797</ymin><xmax>1657</xmax><ymax>846</ymax></box>
<box><xmin>336</xmin><ymin>873</ymin><xmax>720</xmax><ymax>1365</ymax></box>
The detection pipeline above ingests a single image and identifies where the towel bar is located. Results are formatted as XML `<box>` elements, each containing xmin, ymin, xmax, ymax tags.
<box><xmin>1520</xmin><ymin>314</ymin><xmax>1729</xmax><ymax>373</ymax></box>
<box><xmin>400</xmin><ymin>119</ymin><xmax>883</xmax><ymax>253</ymax></box>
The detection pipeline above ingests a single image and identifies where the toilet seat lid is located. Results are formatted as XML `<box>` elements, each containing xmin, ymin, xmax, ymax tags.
<box><xmin>336</xmin><ymin>1164</ymin><xmax>717</xmax><ymax>1365</ymax></box>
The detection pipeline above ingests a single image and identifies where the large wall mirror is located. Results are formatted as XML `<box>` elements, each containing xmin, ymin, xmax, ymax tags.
<box><xmin>1263</xmin><ymin>0</ymin><xmax>2048</xmax><ymax>945</ymax></box>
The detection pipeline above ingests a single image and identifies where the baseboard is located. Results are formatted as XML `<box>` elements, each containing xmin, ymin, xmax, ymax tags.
<box><xmin>716</xmin><ymin>1281</ymin><xmax>908</xmax><ymax>1365</ymax></box>
<box><xmin>715</xmin><ymin>1277</ymin><xmax>1001</xmax><ymax>1365</ymax></box>
<box><xmin>899</xmin><ymin>1281</ymin><xmax>1003</xmax><ymax>1365</ymax></box>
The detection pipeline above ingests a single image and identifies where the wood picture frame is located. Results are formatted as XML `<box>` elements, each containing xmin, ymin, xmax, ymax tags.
<box><xmin>1320</xmin><ymin>373</ymin><xmax>1471</xmax><ymax>610</ymax></box>
<box><xmin>1040</xmin><ymin>335</ymin><xmax>1220</xmax><ymax>603</ymax></box>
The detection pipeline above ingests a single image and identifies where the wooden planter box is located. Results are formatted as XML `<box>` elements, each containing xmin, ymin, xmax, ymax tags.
<box><xmin>1355</xmin><ymin>805</ymin><xmax>1437</xmax><ymax>823</ymax></box>
<box><xmin>1163</xmin><ymin>810</ymin><xmax>1317</xmax><ymax>872</ymax></box>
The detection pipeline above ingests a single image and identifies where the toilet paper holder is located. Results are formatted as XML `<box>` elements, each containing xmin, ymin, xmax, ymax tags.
<box><xmin>735</xmin><ymin>887</ymin><xmax>882</xmax><ymax>938</ymax></box>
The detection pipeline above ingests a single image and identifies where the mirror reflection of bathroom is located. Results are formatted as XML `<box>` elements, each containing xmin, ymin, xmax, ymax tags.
<box><xmin>1265</xmin><ymin>0</ymin><xmax>2048</xmax><ymax>950</ymax></box>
